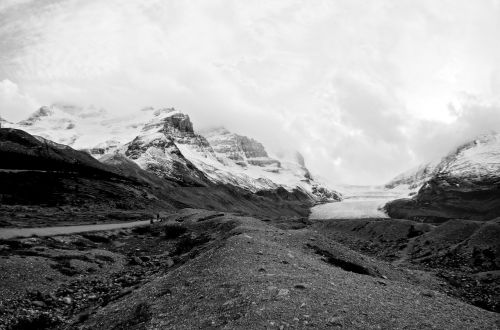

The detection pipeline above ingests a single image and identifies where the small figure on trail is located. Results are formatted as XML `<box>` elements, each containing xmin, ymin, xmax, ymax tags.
<box><xmin>157</xmin><ymin>213</ymin><xmax>160</xmax><ymax>221</ymax></box>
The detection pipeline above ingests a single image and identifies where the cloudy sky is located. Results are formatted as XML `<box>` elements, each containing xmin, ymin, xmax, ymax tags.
<box><xmin>1</xmin><ymin>0</ymin><xmax>499</xmax><ymax>185</ymax></box>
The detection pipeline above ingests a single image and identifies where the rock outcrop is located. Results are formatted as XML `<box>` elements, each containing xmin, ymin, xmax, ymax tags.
<box><xmin>202</xmin><ymin>127</ymin><xmax>280</xmax><ymax>167</ymax></box>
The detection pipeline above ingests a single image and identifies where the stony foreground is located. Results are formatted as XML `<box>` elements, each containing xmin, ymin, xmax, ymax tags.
<box><xmin>0</xmin><ymin>209</ymin><xmax>498</xmax><ymax>329</ymax></box>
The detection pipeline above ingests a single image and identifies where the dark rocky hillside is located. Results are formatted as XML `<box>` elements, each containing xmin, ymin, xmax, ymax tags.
<box><xmin>0</xmin><ymin>128</ymin><xmax>314</xmax><ymax>227</ymax></box>
<box><xmin>385</xmin><ymin>175</ymin><xmax>500</xmax><ymax>222</ymax></box>
<box><xmin>0</xmin><ymin>128</ymin><xmax>117</xmax><ymax>174</ymax></box>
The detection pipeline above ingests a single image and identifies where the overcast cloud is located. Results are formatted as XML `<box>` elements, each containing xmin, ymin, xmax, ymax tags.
<box><xmin>1</xmin><ymin>0</ymin><xmax>499</xmax><ymax>185</ymax></box>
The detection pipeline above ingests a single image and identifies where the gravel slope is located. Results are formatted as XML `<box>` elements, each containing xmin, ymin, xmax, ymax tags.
<box><xmin>82</xmin><ymin>212</ymin><xmax>499</xmax><ymax>329</ymax></box>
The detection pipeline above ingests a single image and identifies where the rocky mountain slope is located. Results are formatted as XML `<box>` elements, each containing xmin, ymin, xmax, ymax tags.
<box><xmin>0</xmin><ymin>128</ymin><xmax>175</xmax><ymax>224</ymax></box>
<box><xmin>385</xmin><ymin>133</ymin><xmax>500</xmax><ymax>221</ymax></box>
<box><xmin>0</xmin><ymin>128</ymin><xmax>319</xmax><ymax>227</ymax></box>
<box><xmin>4</xmin><ymin>104</ymin><xmax>340</xmax><ymax>202</ymax></box>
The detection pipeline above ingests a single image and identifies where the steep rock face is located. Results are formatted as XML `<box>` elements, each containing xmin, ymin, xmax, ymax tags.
<box><xmin>385</xmin><ymin>133</ymin><xmax>500</xmax><ymax>221</ymax></box>
<box><xmin>238</xmin><ymin>136</ymin><xmax>268</xmax><ymax>158</ymax></box>
<box><xmin>311</xmin><ymin>185</ymin><xmax>342</xmax><ymax>201</ymax></box>
<box><xmin>142</xmin><ymin>108</ymin><xmax>194</xmax><ymax>137</ymax></box>
<box><xmin>123</xmin><ymin>109</ymin><xmax>210</xmax><ymax>187</ymax></box>
<box><xmin>202</xmin><ymin>127</ymin><xmax>280</xmax><ymax>167</ymax></box>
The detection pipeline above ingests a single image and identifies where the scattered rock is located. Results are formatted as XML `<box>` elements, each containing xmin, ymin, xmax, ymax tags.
<box><xmin>422</xmin><ymin>291</ymin><xmax>435</xmax><ymax>298</ymax></box>
<box><xmin>327</xmin><ymin>316</ymin><xmax>344</xmax><ymax>326</ymax></box>
<box><xmin>62</xmin><ymin>297</ymin><xmax>73</xmax><ymax>305</ymax></box>
<box><xmin>277</xmin><ymin>289</ymin><xmax>290</xmax><ymax>297</ymax></box>
<box><xmin>131</xmin><ymin>256</ymin><xmax>144</xmax><ymax>265</ymax></box>
<box><xmin>165</xmin><ymin>258</ymin><xmax>174</xmax><ymax>268</ymax></box>
<box><xmin>32</xmin><ymin>300</ymin><xmax>46</xmax><ymax>308</ymax></box>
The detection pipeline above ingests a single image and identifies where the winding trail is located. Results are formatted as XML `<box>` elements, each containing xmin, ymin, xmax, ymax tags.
<box><xmin>0</xmin><ymin>220</ymin><xmax>150</xmax><ymax>240</ymax></box>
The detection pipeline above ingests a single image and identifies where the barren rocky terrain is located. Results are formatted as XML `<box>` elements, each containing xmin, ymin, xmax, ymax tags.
<box><xmin>0</xmin><ymin>209</ymin><xmax>498</xmax><ymax>329</ymax></box>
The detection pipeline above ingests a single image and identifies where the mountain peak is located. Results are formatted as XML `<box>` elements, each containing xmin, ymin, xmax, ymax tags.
<box><xmin>153</xmin><ymin>107</ymin><xmax>177</xmax><ymax>117</ymax></box>
<box><xmin>387</xmin><ymin>131</ymin><xmax>500</xmax><ymax>191</ymax></box>
<box><xmin>141</xmin><ymin>108</ymin><xmax>195</xmax><ymax>138</ymax></box>
<box><xmin>18</xmin><ymin>106</ymin><xmax>54</xmax><ymax>126</ymax></box>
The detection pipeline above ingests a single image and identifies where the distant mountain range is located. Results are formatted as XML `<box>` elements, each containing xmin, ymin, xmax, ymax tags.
<box><xmin>2</xmin><ymin>104</ymin><xmax>341</xmax><ymax>203</ymax></box>
<box><xmin>385</xmin><ymin>133</ymin><xmax>500</xmax><ymax>221</ymax></box>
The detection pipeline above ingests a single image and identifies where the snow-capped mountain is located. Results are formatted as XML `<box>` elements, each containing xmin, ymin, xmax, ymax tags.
<box><xmin>7</xmin><ymin>104</ymin><xmax>161</xmax><ymax>150</ymax></box>
<box><xmin>385</xmin><ymin>162</ymin><xmax>439</xmax><ymax>191</ymax></box>
<box><xmin>384</xmin><ymin>132</ymin><xmax>500</xmax><ymax>221</ymax></box>
<box><xmin>386</xmin><ymin>132</ymin><xmax>500</xmax><ymax>191</ymax></box>
<box><xmin>4</xmin><ymin>105</ymin><xmax>340</xmax><ymax>202</ymax></box>
<box><xmin>436</xmin><ymin>133</ymin><xmax>500</xmax><ymax>181</ymax></box>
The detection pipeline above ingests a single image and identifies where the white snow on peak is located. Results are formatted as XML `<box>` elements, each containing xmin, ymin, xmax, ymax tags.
<box><xmin>6</xmin><ymin>105</ymin><xmax>340</xmax><ymax>199</ymax></box>
<box><xmin>3</xmin><ymin>104</ymin><xmax>156</xmax><ymax>150</ymax></box>
<box><xmin>387</xmin><ymin>132</ymin><xmax>500</xmax><ymax>191</ymax></box>
<box><xmin>438</xmin><ymin>132</ymin><xmax>500</xmax><ymax>180</ymax></box>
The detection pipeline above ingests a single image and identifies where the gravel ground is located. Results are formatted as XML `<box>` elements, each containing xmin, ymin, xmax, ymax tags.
<box><xmin>81</xmin><ymin>213</ymin><xmax>499</xmax><ymax>329</ymax></box>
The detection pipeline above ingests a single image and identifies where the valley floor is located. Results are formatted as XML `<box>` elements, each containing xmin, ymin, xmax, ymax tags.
<box><xmin>0</xmin><ymin>209</ymin><xmax>498</xmax><ymax>329</ymax></box>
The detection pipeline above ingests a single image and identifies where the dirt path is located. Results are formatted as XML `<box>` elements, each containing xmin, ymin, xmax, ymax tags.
<box><xmin>0</xmin><ymin>220</ymin><xmax>151</xmax><ymax>239</ymax></box>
